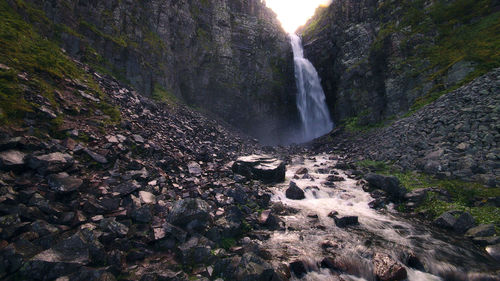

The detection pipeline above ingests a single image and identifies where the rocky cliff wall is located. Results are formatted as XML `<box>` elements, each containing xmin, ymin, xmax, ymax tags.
<box><xmin>10</xmin><ymin>0</ymin><xmax>298</xmax><ymax>143</ymax></box>
<box><xmin>300</xmin><ymin>0</ymin><xmax>499</xmax><ymax>127</ymax></box>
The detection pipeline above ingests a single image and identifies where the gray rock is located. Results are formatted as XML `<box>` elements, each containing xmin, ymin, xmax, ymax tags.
<box><xmin>177</xmin><ymin>235</ymin><xmax>214</xmax><ymax>265</ymax></box>
<box><xmin>131</xmin><ymin>205</ymin><xmax>152</xmax><ymax>223</ymax></box>
<box><xmin>465</xmin><ymin>224</ymin><xmax>496</xmax><ymax>238</ymax></box>
<box><xmin>47</xmin><ymin>172</ymin><xmax>83</xmax><ymax>193</ymax></box>
<box><xmin>168</xmin><ymin>199</ymin><xmax>212</xmax><ymax>232</ymax></box>
<box><xmin>373</xmin><ymin>253</ymin><xmax>407</xmax><ymax>281</ymax></box>
<box><xmin>433</xmin><ymin>210</ymin><xmax>475</xmax><ymax>233</ymax></box>
<box><xmin>232</xmin><ymin>155</ymin><xmax>286</xmax><ymax>183</ymax></box>
<box><xmin>113</xmin><ymin>180</ymin><xmax>140</xmax><ymax>196</ymax></box>
<box><xmin>20</xmin><ymin>233</ymin><xmax>92</xmax><ymax>280</ymax></box>
<box><xmin>214</xmin><ymin>253</ymin><xmax>278</xmax><ymax>281</ymax></box>
<box><xmin>0</xmin><ymin>150</ymin><xmax>26</xmax><ymax>171</ymax></box>
<box><xmin>83</xmin><ymin>148</ymin><xmax>108</xmax><ymax>164</ymax></box>
<box><xmin>404</xmin><ymin>188</ymin><xmax>428</xmax><ymax>204</ymax></box>
<box><xmin>285</xmin><ymin>181</ymin><xmax>305</xmax><ymax>200</ymax></box>
<box><xmin>138</xmin><ymin>191</ymin><xmax>156</xmax><ymax>204</ymax></box>
<box><xmin>453</xmin><ymin>212</ymin><xmax>476</xmax><ymax>234</ymax></box>
<box><xmin>99</xmin><ymin>218</ymin><xmax>129</xmax><ymax>237</ymax></box>
<box><xmin>433</xmin><ymin>212</ymin><xmax>457</xmax><ymax>230</ymax></box>
<box><xmin>473</xmin><ymin>236</ymin><xmax>500</xmax><ymax>247</ymax></box>
<box><xmin>29</xmin><ymin>152</ymin><xmax>74</xmax><ymax>174</ymax></box>
<box><xmin>187</xmin><ymin>161</ymin><xmax>202</xmax><ymax>176</ymax></box>
<box><xmin>365</xmin><ymin>174</ymin><xmax>407</xmax><ymax>201</ymax></box>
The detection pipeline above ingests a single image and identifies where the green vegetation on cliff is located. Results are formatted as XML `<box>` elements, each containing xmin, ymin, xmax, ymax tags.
<box><xmin>0</xmin><ymin>1</ymin><xmax>120</xmax><ymax>132</ymax></box>
<box><xmin>380</xmin><ymin>0</ymin><xmax>500</xmax><ymax>111</ymax></box>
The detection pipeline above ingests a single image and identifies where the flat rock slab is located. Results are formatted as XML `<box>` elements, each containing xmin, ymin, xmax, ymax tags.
<box><xmin>232</xmin><ymin>155</ymin><xmax>285</xmax><ymax>183</ymax></box>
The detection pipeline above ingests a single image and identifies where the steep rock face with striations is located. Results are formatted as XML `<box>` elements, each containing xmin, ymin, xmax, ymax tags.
<box><xmin>12</xmin><ymin>0</ymin><xmax>298</xmax><ymax>142</ymax></box>
<box><xmin>299</xmin><ymin>0</ymin><xmax>499</xmax><ymax>127</ymax></box>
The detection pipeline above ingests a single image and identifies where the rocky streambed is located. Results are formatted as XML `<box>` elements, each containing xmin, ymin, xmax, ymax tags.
<box><xmin>252</xmin><ymin>154</ymin><xmax>500</xmax><ymax>281</ymax></box>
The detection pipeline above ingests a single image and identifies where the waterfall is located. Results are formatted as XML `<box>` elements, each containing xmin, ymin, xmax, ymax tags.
<box><xmin>290</xmin><ymin>33</ymin><xmax>334</xmax><ymax>142</ymax></box>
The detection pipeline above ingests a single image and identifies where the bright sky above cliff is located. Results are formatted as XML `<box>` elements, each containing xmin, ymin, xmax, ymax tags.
<box><xmin>265</xmin><ymin>0</ymin><xmax>332</xmax><ymax>33</ymax></box>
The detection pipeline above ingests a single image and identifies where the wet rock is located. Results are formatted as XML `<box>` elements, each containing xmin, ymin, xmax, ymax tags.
<box><xmin>29</xmin><ymin>152</ymin><xmax>74</xmax><ymax>174</ymax></box>
<box><xmin>47</xmin><ymin>172</ymin><xmax>83</xmax><ymax>193</ymax></box>
<box><xmin>486</xmin><ymin>244</ymin><xmax>500</xmax><ymax>262</ymax></box>
<box><xmin>289</xmin><ymin>260</ymin><xmax>309</xmax><ymax>278</ymax></box>
<box><xmin>168</xmin><ymin>199</ymin><xmax>212</xmax><ymax>232</ymax></box>
<box><xmin>465</xmin><ymin>224</ymin><xmax>496</xmax><ymax>238</ymax></box>
<box><xmin>332</xmin><ymin>215</ymin><xmax>359</xmax><ymax>228</ymax></box>
<box><xmin>232</xmin><ymin>155</ymin><xmax>286</xmax><ymax>183</ymax></box>
<box><xmin>472</xmin><ymin>236</ymin><xmax>500</xmax><ymax>246</ymax></box>
<box><xmin>327</xmin><ymin>175</ymin><xmax>345</xmax><ymax>182</ymax></box>
<box><xmin>295</xmin><ymin>167</ymin><xmax>308</xmax><ymax>175</ymax></box>
<box><xmin>286</xmin><ymin>181</ymin><xmax>305</xmax><ymax>200</ymax></box>
<box><xmin>0</xmin><ymin>150</ymin><xmax>26</xmax><ymax>171</ymax></box>
<box><xmin>365</xmin><ymin>174</ymin><xmax>407</xmax><ymax>201</ymax></box>
<box><xmin>373</xmin><ymin>253</ymin><xmax>407</xmax><ymax>281</ymax></box>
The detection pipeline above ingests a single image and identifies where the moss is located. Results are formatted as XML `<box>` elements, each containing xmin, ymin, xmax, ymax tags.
<box><xmin>99</xmin><ymin>102</ymin><xmax>121</xmax><ymax>125</ymax></box>
<box><xmin>79</xmin><ymin>20</ymin><xmax>128</xmax><ymax>48</ymax></box>
<box><xmin>219</xmin><ymin>238</ymin><xmax>236</xmax><ymax>250</ymax></box>
<box><xmin>152</xmin><ymin>83</ymin><xmax>178</xmax><ymax>105</ymax></box>
<box><xmin>359</xmin><ymin>160</ymin><xmax>500</xmax><ymax>225</ymax></box>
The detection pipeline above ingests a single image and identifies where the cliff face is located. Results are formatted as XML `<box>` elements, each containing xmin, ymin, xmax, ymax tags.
<box><xmin>300</xmin><ymin>0</ymin><xmax>499</xmax><ymax>127</ymax></box>
<box><xmin>13</xmin><ymin>0</ymin><xmax>298</xmax><ymax>143</ymax></box>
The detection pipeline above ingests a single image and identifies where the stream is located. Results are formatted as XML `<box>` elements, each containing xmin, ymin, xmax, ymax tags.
<box><xmin>260</xmin><ymin>154</ymin><xmax>499</xmax><ymax>281</ymax></box>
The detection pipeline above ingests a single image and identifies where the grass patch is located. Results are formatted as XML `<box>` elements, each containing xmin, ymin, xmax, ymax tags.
<box><xmin>357</xmin><ymin>160</ymin><xmax>500</xmax><ymax>225</ymax></box>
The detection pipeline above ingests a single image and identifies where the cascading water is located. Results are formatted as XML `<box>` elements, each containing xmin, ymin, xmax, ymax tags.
<box><xmin>260</xmin><ymin>154</ymin><xmax>500</xmax><ymax>281</ymax></box>
<box><xmin>290</xmin><ymin>34</ymin><xmax>334</xmax><ymax>143</ymax></box>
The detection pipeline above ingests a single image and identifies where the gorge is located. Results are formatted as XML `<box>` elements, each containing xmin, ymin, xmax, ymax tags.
<box><xmin>0</xmin><ymin>0</ymin><xmax>499</xmax><ymax>280</ymax></box>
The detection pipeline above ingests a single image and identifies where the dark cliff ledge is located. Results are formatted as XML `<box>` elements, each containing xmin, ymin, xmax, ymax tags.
<box><xmin>6</xmin><ymin>0</ymin><xmax>298</xmax><ymax>143</ymax></box>
<box><xmin>299</xmin><ymin>0</ymin><xmax>500</xmax><ymax>128</ymax></box>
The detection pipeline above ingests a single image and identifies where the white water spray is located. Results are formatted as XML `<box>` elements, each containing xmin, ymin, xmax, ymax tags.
<box><xmin>290</xmin><ymin>34</ymin><xmax>333</xmax><ymax>142</ymax></box>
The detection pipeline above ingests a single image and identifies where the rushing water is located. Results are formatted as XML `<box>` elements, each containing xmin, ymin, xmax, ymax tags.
<box><xmin>261</xmin><ymin>154</ymin><xmax>499</xmax><ymax>281</ymax></box>
<box><xmin>290</xmin><ymin>34</ymin><xmax>334</xmax><ymax>143</ymax></box>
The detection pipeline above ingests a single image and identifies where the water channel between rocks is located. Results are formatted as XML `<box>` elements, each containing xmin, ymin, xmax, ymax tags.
<box><xmin>259</xmin><ymin>154</ymin><xmax>499</xmax><ymax>281</ymax></box>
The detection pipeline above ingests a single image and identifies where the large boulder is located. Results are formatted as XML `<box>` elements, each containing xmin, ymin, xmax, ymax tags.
<box><xmin>365</xmin><ymin>174</ymin><xmax>407</xmax><ymax>201</ymax></box>
<box><xmin>232</xmin><ymin>155</ymin><xmax>286</xmax><ymax>183</ymax></box>
<box><xmin>433</xmin><ymin>210</ymin><xmax>476</xmax><ymax>234</ymax></box>
<box><xmin>0</xmin><ymin>150</ymin><xmax>26</xmax><ymax>171</ymax></box>
<box><xmin>19</xmin><ymin>233</ymin><xmax>94</xmax><ymax>280</ymax></box>
<box><xmin>286</xmin><ymin>182</ymin><xmax>305</xmax><ymax>200</ymax></box>
<box><xmin>168</xmin><ymin>199</ymin><xmax>212</xmax><ymax>232</ymax></box>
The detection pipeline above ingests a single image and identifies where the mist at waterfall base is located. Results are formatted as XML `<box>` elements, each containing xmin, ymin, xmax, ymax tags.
<box><xmin>286</xmin><ymin>33</ymin><xmax>334</xmax><ymax>144</ymax></box>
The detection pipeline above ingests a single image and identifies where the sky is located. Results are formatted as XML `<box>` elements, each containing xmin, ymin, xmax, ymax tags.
<box><xmin>264</xmin><ymin>0</ymin><xmax>332</xmax><ymax>33</ymax></box>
